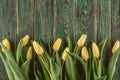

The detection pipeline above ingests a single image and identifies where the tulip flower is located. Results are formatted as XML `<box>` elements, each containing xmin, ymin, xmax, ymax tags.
<box><xmin>22</xmin><ymin>35</ymin><xmax>30</xmax><ymax>46</ymax></box>
<box><xmin>112</xmin><ymin>40</ymin><xmax>120</xmax><ymax>54</ymax></box>
<box><xmin>2</xmin><ymin>38</ymin><xmax>11</xmax><ymax>51</ymax></box>
<box><xmin>61</xmin><ymin>47</ymin><xmax>69</xmax><ymax>61</ymax></box>
<box><xmin>81</xmin><ymin>46</ymin><xmax>89</xmax><ymax>62</ymax></box>
<box><xmin>77</xmin><ymin>34</ymin><xmax>87</xmax><ymax>47</ymax></box>
<box><xmin>33</xmin><ymin>41</ymin><xmax>43</xmax><ymax>55</ymax></box>
<box><xmin>53</xmin><ymin>38</ymin><xmax>62</xmax><ymax>52</ymax></box>
<box><xmin>92</xmin><ymin>42</ymin><xmax>100</xmax><ymax>59</ymax></box>
<box><xmin>26</xmin><ymin>46</ymin><xmax>32</xmax><ymax>60</ymax></box>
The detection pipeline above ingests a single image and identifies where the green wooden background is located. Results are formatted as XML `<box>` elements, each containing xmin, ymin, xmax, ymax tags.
<box><xmin>0</xmin><ymin>0</ymin><xmax>120</xmax><ymax>80</ymax></box>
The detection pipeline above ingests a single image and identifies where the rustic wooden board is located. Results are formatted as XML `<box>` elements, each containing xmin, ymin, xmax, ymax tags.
<box><xmin>34</xmin><ymin>0</ymin><xmax>54</xmax><ymax>43</ymax></box>
<box><xmin>0</xmin><ymin>0</ymin><xmax>120</xmax><ymax>80</ymax></box>
<box><xmin>111</xmin><ymin>0</ymin><xmax>120</xmax><ymax>80</ymax></box>
<box><xmin>16</xmin><ymin>0</ymin><xmax>34</xmax><ymax>40</ymax></box>
<box><xmin>0</xmin><ymin>0</ymin><xmax>16</xmax><ymax>79</ymax></box>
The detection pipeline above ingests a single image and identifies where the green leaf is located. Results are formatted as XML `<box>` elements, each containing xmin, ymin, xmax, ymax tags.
<box><xmin>34</xmin><ymin>63</ymin><xmax>42</xmax><ymax>80</ymax></box>
<box><xmin>98</xmin><ymin>36</ymin><xmax>107</xmax><ymax>58</ymax></box>
<box><xmin>68</xmin><ymin>52</ymin><xmax>87</xmax><ymax>80</ymax></box>
<box><xmin>67</xmin><ymin>35</ymin><xmax>73</xmax><ymax>51</ymax></box>
<box><xmin>9</xmin><ymin>60</ymin><xmax>27</xmax><ymax>80</ymax></box>
<box><xmin>0</xmin><ymin>52</ymin><xmax>14</xmax><ymax>80</ymax></box>
<box><xmin>34</xmin><ymin>69</ymin><xmax>43</xmax><ymax>80</ymax></box>
<box><xmin>38</xmin><ymin>55</ymin><xmax>51</xmax><ymax>80</ymax></box>
<box><xmin>96</xmin><ymin>76</ymin><xmax>107</xmax><ymax>80</ymax></box>
<box><xmin>65</xmin><ymin>55</ymin><xmax>78</xmax><ymax>80</ymax></box>
<box><xmin>55</xmin><ymin>52</ymin><xmax>61</xmax><ymax>67</ymax></box>
<box><xmin>92</xmin><ymin>55</ymin><xmax>98</xmax><ymax>80</ymax></box>
<box><xmin>50</xmin><ymin>58</ymin><xmax>60</xmax><ymax>80</ymax></box>
<box><xmin>44</xmin><ymin>51</ymin><xmax>51</xmax><ymax>63</ymax></box>
<box><xmin>55</xmin><ymin>52</ymin><xmax>62</xmax><ymax>80</ymax></box>
<box><xmin>98</xmin><ymin>36</ymin><xmax>107</xmax><ymax>77</ymax></box>
<box><xmin>16</xmin><ymin>38</ymin><xmax>23</xmax><ymax>64</ymax></box>
<box><xmin>21</xmin><ymin>60</ymin><xmax>30</xmax><ymax>77</ymax></box>
<box><xmin>108</xmin><ymin>48</ymin><xmax>120</xmax><ymax>80</ymax></box>
<box><xmin>87</xmin><ymin>49</ymin><xmax>92</xmax><ymax>80</ymax></box>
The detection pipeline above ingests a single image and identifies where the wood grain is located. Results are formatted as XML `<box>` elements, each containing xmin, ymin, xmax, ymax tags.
<box><xmin>0</xmin><ymin>0</ymin><xmax>16</xmax><ymax>79</ymax></box>
<box><xmin>0</xmin><ymin>0</ymin><xmax>120</xmax><ymax>79</ymax></box>
<box><xmin>111</xmin><ymin>0</ymin><xmax>120</xmax><ymax>80</ymax></box>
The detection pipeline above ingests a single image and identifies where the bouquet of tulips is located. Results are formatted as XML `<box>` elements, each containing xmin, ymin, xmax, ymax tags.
<box><xmin>0</xmin><ymin>34</ymin><xmax>120</xmax><ymax>80</ymax></box>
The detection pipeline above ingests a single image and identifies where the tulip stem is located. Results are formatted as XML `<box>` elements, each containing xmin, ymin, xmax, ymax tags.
<box><xmin>76</xmin><ymin>47</ymin><xmax>79</xmax><ymax>53</ymax></box>
<box><xmin>52</xmin><ymin>51</ymin><xmax>56</xmax><ymax>58</ymax></box>
<box><xmin>41</xmin><ymin>54</ymin><xmax>48</xmax><ymax>65</ymax></box>
<box><xmin>62</xmin><ymin>61</ymin><xmax>65</xmax><ymax>69</ymax></box>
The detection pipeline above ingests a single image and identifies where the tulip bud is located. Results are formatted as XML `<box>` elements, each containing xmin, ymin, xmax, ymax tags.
<box><xmin>112</xmin><ymin>40</ymin><xmax>120</xmax><ymax>54</ymax></box>
<box><xmin>61</xmin><ymin>47</ymin><xmax>69</xmax><ymax>61</ymax></box>
<box><xmin>2</xmin><ymin>39</ymin><xmax>11</xmax><ymax>51</ymax></box>
<box><xmin>81</xmin><ymin>46</ymin><xmax>89</xmax><ymax>62</ymax></box>
<box><xmin>22</xmin><ymin>35</ymin><xmax>30</xmax><ymax>46</ymax></box>
<box><xmin>77</xmin><ymin>34</ymin><xmax>87</xmax><ymax>47</ymax></box>
<box><xmin>92</xmin><ymin>42</ymin><xmax>100</xmax><ymax>59</ymax></box>
<box><xmin>33</xmin><ymin>41</ymin><xmax>43</xmax><ymax>55</ymax></box>
<box><xmin>53</xmin><ymin>38</ymin><xmax>62</xmax><ymax>52</ymax></box>
<box><xmin>26</xmin><ymin>46</ymin><xmax>32</xmax><ymax>60</ymax></box>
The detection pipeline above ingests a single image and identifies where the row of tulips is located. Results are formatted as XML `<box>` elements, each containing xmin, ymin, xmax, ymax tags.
<box><xmin>0</xmin><ymin>34</ymin><xmax>120</xmax><ymax>80</ymax></box>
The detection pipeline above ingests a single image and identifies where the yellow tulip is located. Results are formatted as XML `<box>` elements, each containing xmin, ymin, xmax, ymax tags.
<box><xmin>26</xmin><ymin>46</ymin><xmax>32</xmax><ymax>60</ymax></box>
<box><xmin>61</xmin><ymin>47</ymin><xmax>69</xmax><ymax>61</ymax></box>
<box><xmin>77</xmin><ymin>34</ymin><xmax>87</xmax><ymax>47</ymax></box>
<box><xmin>112</xmin><ymin>40</ymin><xmax>120</xmax><ymax>54</ymax></box>
<box><xmin>2</xmin><ymin>38</ymin><xmax>11</xmax><ymax>51</ymax></box>
<box><xmin>92</xmin><ymin>42</ymin><xmax>100</xmax><ymax>59</ymax></box>
<box><xmin>33</xmin><ymin>41</ymin><xmax>43</xmax><ymax>55</ymax></box>
<box><xmin>22</xmin><ymin>35</ymin><xmax>30</xmax><ymax>46</ymax></box>
<box><xmin>81</xmin><ymin>46</ymin><xmax>89</xmax><ymax>62</ymax></box>
<box><xmin>53</xmin><ymin>38</ymin><xmax>62</xmax><ymax>52</ymax></box>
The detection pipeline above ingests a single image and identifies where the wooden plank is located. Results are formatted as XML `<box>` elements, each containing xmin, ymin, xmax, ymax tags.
<box><xmin>16</xmin><ymin>0</ymin><xmax>34</xmax><ymax>40</ymax></box>
<box><xmin>77</xmin><ymin>0</ymin><xmax>94</xmax><ymax>43</ymax></box>
<box><xmin>0</xmin><ymin>0</ymin><xmax>16</xmax><ymax>79</ymax></box>
<box><xmin>96</xmin><ymin>0</ymin><xmax>111</xmax><ymax>75</ymax></box>
<box><xmin>34</xmin><ymin>0</ymin><xmax>54</xmax><ymax>43</ymax></box>
<box><xmin>96</xmin><ymin>0</ymin><xmax>111</xmax><ymax>44</ymax></box>
<box><xmin>55</xmin><ymin>0</ymin><xmax>66</xmax><ymax>39</ymax></box>
<box><xmin>111</xmin><ymin>0</ymin><xmax>120</xmax><ymax>42</ymax></box>
<box><xmin>55</xmin><ymin>0</ymin><xmax>79</xmax><ymax>44</ymax></box>
<box><xmin>111</xmin><ymin>0</ymin><xmax>120</xmax><ymax>80</ymax></box>
<box><xmin>16</xmin><ymin>0</ymin><xmax>34</xmax><ymax>79</ymax></box>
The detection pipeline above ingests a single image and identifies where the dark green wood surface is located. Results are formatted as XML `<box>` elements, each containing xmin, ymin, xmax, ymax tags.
<box><xmin>0</xmin><ymin>0</ymin><xmax>120</xmax><ymax>80</ymax></box>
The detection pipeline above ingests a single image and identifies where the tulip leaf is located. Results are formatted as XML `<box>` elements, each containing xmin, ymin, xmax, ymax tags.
<box><xmin>108</xmin><ymin>48</ymin><xmax>120</xmax><ymax>80</ymax></box>
<box><xmin>21</xmin><ymin>60</ymin><xmax>30</xmax><ymax>77</ymax></box>
<box><xmin>44</xmin><ymin>51</ymin><xmax>50</xmax><ymax>63</ymax></box>
<box><xmin>50</xmin><ymin>58</ymin><xmax>60</xmax><ymax>80</ymax></box>
<box><xmin>38</xmin><ymin>55</ymin><xmax>51</xmax><ymax>80</ymax></box>
<box><xmin>69</xmin><ymin>52</ymin><xmax>87</xmax><ymax>80</ymax></box>
<box><xmin>16</xmin><ymin>38</ymin><xmax>23</xmax><ymax>64</ymax></box>
<box><xmin>55</xmin><ymin>52</ymin><xmax>61</xmax><ymax>67</ymax></box>
<box><xmin>55</xmin><ymin>52</ymin><xmax>62</xmax><ymax>80</ymax></box>
<box><xmin>0</xmin><ymin>51</ymin><xmax>14</xmax><ymax>80</ymax></box>
<box><xmin>98</xmin><ymin>37</ymin><xmax>107</xmax><ymax>77</ymax></box>
<box><xmin>67</xmin><ymin>35</ymin><xmax>73</xmax><ymax>51</ymax></box>
<box><xmin>65</xmin><ymin>55</ymin><xmax>78</xmax><ymax>80</ymax></box>
<box><xmin>92</xmin><ymin>55</ymin><xmax>98</xmax><ymax>80</ymax></box>
<box><xmin>98</xmin><ymin>36</ymin><xmax>107</xmax><ymax>58</ymax></box>
<box><xmin>34</xmin><ymin>63</ymin><xmax>42</xmax><ymax>80</ymax></box>
<box><xmin>9</xmin><ymin>60</ymin><xmax>27</xmax><ymax>80</ymax></box>
<box><xmin>87</xmin><ymin>49</ymin><xmax>92</xmax><ymax>80</ymax></box>
<box><xmin>96</xmin><ymin>75</ymin><xmax>107</xmax><ymax>80</ymax></box>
